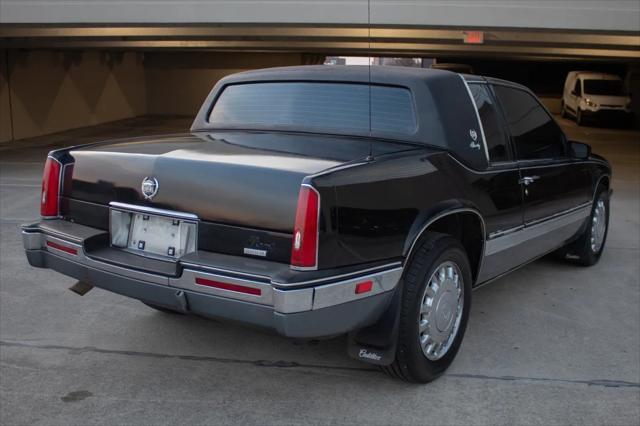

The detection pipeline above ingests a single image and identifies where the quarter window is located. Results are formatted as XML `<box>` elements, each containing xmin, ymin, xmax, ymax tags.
<box><xmin>493</xmin><ymin>85</ymin><xmax>566</xmax><ymax>160</ymax></box>
<box><xmin>468</xmin><ymin>83</ymin><xmax>509</xmax><ymax>162</ymax></box>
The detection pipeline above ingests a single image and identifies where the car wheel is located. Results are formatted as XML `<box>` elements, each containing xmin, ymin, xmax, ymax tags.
<box><xmin>143</xmin><ymin>301</ymin><xmax>185</xmax><ymax>314</ymax></box>
<box><xmin>557</xmin><ymin>186</ymin><xmax>609</xmax><ymax>266</ymax></box>
<box><xmin>382</xmin><ymin>232</ymin><xmax>472</xmax><ymax>383</ymax></box>
<box><xmin>576</xmin><ymin>108</ymin><xmax>584</xmax><ymax>126</ymax></box>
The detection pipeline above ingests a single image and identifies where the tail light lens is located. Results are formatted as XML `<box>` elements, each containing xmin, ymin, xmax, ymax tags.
<box><xmin>290</xmin><ymin>184</ymin><xmax>320</xmax><ymax>269</ymax></box>
<box><xmin>40</xmin><ymin>157</ymin><xmax>62</xmax><ymax>217</ymax></box>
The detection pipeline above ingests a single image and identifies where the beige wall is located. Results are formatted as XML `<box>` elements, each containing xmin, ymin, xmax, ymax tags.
<box><xmin>144</xmin><ymin>52</ymin><xmax>304</xmax><ymax>116</ymax></box>
<box><xmin>1</xmin><ymin>50</ymin><xmax>308</xmax><ymax>143</ymax></box>
<box><xmin>6</xmin><ymin>50</ymin><xmax>146</xmax><ymax>141</ymax></box>
<box><xmin>0</xmin><ymin>52</ymin><xmax>12</xmax><ymax>143</ymax></box>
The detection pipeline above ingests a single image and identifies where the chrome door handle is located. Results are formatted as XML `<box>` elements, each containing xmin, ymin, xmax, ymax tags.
<box><xmin>519</xmin><ymin>175</ymin><xmax>540</xmax><ymax>186</ymax></box>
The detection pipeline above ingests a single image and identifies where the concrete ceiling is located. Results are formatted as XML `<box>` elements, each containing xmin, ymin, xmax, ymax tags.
<box><xmin>1</xmin><ymin>24</ymin><xmax>639</xmax><ymax>62</ymax></box>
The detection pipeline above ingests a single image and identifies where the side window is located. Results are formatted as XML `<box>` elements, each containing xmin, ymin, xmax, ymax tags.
<box><xmin>574</xmin><ymin>80</ymin><xmax>582</xmax><ymax>96</ymax></box>
<box><xmin>468</xmin><ymin>83</ymin><xmax>509</xmax><ymax>162</ymax></box>
<box><xmin>493</xmin><ymin>85</ymin><xmax>566</xmax><ymax>160</ymax></box>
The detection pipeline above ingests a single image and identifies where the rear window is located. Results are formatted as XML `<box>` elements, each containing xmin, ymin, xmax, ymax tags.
<box><xmin>208</xmin><ymin>82</ymin><xmax>417</xmax><ymax>136</ymax></box>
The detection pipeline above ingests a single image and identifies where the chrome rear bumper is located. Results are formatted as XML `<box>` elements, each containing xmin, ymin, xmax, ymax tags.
<box><xmin>22</xmin><ymin>220</ymin><xmax>402</xmax><ymax>338</ymax></box>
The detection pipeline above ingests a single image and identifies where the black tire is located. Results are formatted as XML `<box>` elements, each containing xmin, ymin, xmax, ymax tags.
<box><xmin>576</xmin><ymin>108</ymin><xmax>584</xmax><ymax>126</ymax></box>
<box><xmin>143</xmin><ymin>301</ymin><xmax>184</xmax><ymax>314</ymax></box>
<box><xmin>557</xmin><ymin>186</ymin><xmax>609</xmax><ymax>266</ymax></box>
<box><xmin>381</xmin><ymin>233</ymin><xmax>472</xmax><ymax>383</ymax></box>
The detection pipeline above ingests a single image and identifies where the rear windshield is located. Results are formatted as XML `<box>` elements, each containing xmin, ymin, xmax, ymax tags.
<box><xmin>583</xmin><ymin>79</ymin><xmax>626</xmax><ymax>96</ymax></box>
<box><xmin>208</xmin><ymin>82</ymin><xmax>417</xmax><ymax>136</ymax></box>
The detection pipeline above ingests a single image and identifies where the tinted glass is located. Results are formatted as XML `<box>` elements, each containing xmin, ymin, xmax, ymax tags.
<box><xmin>209</xmin><ymin>82</ymin><xmax>417</xmax><ymax>136</ymax></box>
<box><xmin>573</xmin><ymin>80</ymin><xmax>581</xmax><ymax>96</ymax></box>
<box><xmin>493</xmin><ymin>85</ymin><xmax>565</xmax><ymax>160</ymax></box>
<box><xmin>468</xmin><ymin>83</ymin><xmax>509</xmax><ymax>162</ymax></box>
<box><xmin>583</xmin><ymin>79</ymin><xmax>625</xmax><ymax>96</ymax></box>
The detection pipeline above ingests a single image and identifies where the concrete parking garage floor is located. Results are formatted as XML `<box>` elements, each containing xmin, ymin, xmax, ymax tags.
<box><xmin>1</xmin><ymin>116</ymin><xmax>639</xmax><ymax>425</ymax></box>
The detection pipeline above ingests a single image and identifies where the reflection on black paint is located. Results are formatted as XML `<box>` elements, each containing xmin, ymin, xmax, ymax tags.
<box><xmin>338</xmin><ymin>207</ymin><xmax>417</xmax><ymax>237</ymax></box>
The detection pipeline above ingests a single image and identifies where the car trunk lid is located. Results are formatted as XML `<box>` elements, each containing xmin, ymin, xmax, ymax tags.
<box><xmin>66</xmin><ymin>131</ymin><xmax>382</xmax><ymax>230</ymax></box>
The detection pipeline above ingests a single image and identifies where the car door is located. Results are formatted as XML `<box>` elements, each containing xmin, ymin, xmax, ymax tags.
<box><xmin>568</xmin><ymin>78</ymin><xmax>582</xmax><ymax>114</ymax></box>
<box><xmin>492</xmin><ymin>83</ymin><xmax>591</xmax><ymax>253</ymax></box>
<box><xmin>465</xmin><ymin>81</ymin><xmax>524</xmax><ymax>282</ymax></box>
<box><xmin>466</xmin><ymin>82</ymin><xmax>522</xmax><ymax>236</ymax></box>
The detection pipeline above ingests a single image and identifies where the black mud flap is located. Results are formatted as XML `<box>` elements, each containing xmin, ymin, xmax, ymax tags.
<box><xmin>347</xmin><ymin>283</ymin><xmax>402</xmax><ymax>366</ymax></box>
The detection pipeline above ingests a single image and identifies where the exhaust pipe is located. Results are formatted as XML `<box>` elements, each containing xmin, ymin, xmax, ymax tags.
<box><xmin>69</xmin><ymin>281</ymin><xmax>93</xmax><ymax>296</ymax></box>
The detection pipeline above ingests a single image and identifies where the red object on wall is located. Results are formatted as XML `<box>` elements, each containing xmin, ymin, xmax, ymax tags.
<box><xmin>463</xmin><ymin>31</ymin><xmax>484</xmax><ymax>44</ymax></box>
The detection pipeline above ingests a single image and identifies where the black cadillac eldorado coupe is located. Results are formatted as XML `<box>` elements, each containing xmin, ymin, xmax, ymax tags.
<box><xmin>23</xmin><ymin>66</ymin><xmax>611</xmax><ymax>382</ymax></box>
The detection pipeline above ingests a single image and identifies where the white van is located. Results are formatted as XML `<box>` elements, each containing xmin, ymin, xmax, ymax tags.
<box><xmin>562</xmin><ymin>71</ymin><xmax>632</xmax><ymax>125</ymax></box>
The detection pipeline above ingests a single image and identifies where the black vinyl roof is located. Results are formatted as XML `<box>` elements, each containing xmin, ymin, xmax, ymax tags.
<box><xmin>219</xmin><ymin>65</ymin><xmax>458</xmax><ymax>85</ymax></box>
<box><xmin>192</xmin><ymin>65</ymin><xmax>493</xmax><ymax>170</ymax></box>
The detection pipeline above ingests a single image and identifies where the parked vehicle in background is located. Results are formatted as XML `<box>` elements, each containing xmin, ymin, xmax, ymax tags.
<box><xmin>562</xmin><ymin>71</ymin><xmax>633</xmax><ymax>126</ymax></box>
<box><xmin>23</xmin><ymin>66</ymin><xmax>611</xmax><ymax>383</ymax></box>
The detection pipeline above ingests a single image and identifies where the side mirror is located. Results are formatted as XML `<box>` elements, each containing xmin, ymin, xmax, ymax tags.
<box><xmin>569</xmin><ymin>141</ymin><xmax>591</xmax><ymax>160</ymax></box>
<box><xmin>571</xmin><ymin>90</ymin><xmax>578</xmax><ymax>96</ymax></box>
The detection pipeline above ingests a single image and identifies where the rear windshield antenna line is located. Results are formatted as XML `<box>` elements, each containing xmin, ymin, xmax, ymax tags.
<box><xmin>366</xmin><ymin>0</ymin><xmax>374</xmax><ymax>162</ymax></box>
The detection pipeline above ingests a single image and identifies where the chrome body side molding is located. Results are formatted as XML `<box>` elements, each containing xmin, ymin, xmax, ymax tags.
<box><xmin>484</xmin><ymin>203</ymin><xmax>591</xmax><ymax>256</ymax></box>
<box><xmin>478</xmin><ymin>202</ymin><xmax>592</xmax><ymax>283</ymax></box>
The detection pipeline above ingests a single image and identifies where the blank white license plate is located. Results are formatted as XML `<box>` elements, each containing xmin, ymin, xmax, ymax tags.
<box><xmin>110</xmin><ymin>210</ymin><xmax>197</xmax><ymax>259</ymax></box>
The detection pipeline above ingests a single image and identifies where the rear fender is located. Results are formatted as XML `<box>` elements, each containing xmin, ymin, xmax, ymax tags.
<box><xmin>404</xmin><ymin>201</ymin><xmax>485</xmax><ymax>281</ymax></box>
<box><xmin>402</xmin><ymin>200</ymin><xmax>482</xmax><ymax>257</ymax></box>
<box><xmin>347</xmin><ymin>202</ymin><xmax>485</xmax><ymax>365</ymax></box>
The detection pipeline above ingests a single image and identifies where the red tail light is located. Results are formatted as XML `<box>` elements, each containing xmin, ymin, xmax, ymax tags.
<box><xmin>291</xmin><ymin>184</ymin><xmax>320</xmax><ymax>269</ymax></box>
<box><xmin>195</xmin><ymin>277</ymin><xmax>261</xmax><ymax>296</ymax></box>
<box><xmin>40</xmin><ymin>157</ymin><xmax>62</xmax><ymax>217</ymax></box>
<box><xmin>46</xmin><ymin>240</ymin><xmax>78</xmax><ymax>256</ymax></box>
